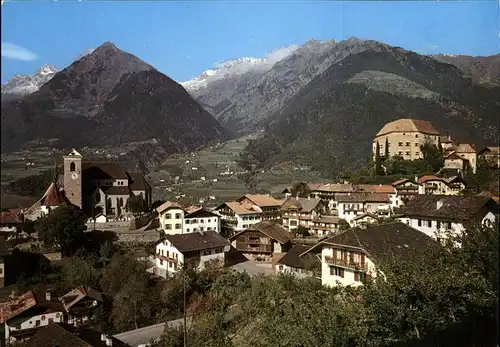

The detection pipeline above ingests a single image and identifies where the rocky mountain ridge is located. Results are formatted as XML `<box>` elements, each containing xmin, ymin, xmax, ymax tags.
<box><xmin>1</xmin><ymin>64</ymin><xmax>58</xmax><ymax>100</ymax></box>
<box><xmin>0</xmin><ymin>42</ymin><xmax>229</xmax><ymax>173</ymax></box>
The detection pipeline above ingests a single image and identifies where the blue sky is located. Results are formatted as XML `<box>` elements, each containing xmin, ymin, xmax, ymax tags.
<box><xmin>1</xmin><ymin>1</ymin><xmax>499</xmax><ymax>83</ymax></box>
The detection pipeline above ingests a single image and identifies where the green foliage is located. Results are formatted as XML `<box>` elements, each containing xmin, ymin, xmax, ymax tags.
<box><xmin>22</xmin><ymin>219</ymin><xmax>36</xmax><ymax>235</ymax></box>
<box><xmin>290</xmin><ymin>225</ymin><xmax>311</xmax><ymax>238</ymax></box>
<box><xmin>419</xmin><ymin>141</ymin><xmax>444</xmax><ymax>173</ymax></box>
<box><xmin>35</xmin><ymin>205</ymin><xmax>87</xmax><ymax>257</ymax></box>
<box><xmin>461</xmin><ymin>158</ymin><xmax>500</xmax><ymax>196</ymax></box>
<box><xmin>290</xmin><ymin>182</ymin><xmax>311</xmax><ymax>198</ymax></box>
<box><xmin>338</xmin><ymin>219</ymin><xmax>351</xmax><ymax>231</ymax></box>
<box><xmin>374</xmin><ymin>141</ymin><xmax>383</xmax><ymax>176</ymax></box>
<box><xmin>384</xmin><ymin>137</ymin><xmax>390</xmax><ymax>160</ymax></box>
<box><xmin>126</xmin><ymin>194</ymin><xmax>149</xmax><ymax>214</ymax></box>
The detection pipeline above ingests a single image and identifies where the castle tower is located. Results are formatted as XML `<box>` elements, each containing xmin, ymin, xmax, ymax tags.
<box><xmin>63</xmin><ymin>149</ymin><xmax>83</xmax><ymax>208</ymax></box>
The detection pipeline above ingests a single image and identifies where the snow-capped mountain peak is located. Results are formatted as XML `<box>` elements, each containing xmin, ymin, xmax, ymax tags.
<box><xmin>181</xmin><ymin>45</ymin><xmax>299</xmax><ymax>92</ymax></box>
<box><xmin>2</xmin><ymin>64</ymin><xmax>58</xmax><ymax>99</ymax></box>
<box><xmin>37</xmin><ymin>64</ymin><xmax>58</xmax><ymax>76</ymax></box>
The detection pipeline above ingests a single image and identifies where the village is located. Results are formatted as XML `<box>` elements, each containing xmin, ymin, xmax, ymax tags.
<box><xmin>0</xmin><ymin>118</ymin><xmax>498</xmax><ymax>346</ymax></box>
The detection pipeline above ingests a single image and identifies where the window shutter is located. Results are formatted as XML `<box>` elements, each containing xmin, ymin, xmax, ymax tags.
<box><xmin>340</xmin><ymin>269</ymin><xmax>345</xmax><ymax>278</ymax></box>
<box><xmin>360</xmin><ymin>253</ymin><xmax>365</xmax><ymax>266</ymax></box>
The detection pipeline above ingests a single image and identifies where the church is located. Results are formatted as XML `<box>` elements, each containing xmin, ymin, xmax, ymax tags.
<box><xmin>24</xmin><ymin>149</ymin><xmax>152</xmax><ymax>220</ymax></box>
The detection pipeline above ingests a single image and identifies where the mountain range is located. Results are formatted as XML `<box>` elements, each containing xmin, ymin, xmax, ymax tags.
<box><xmin>2</xmin><ymin>38</ymin><xmax>499</xmax><ymax>176</ymax></box>
<box><xmin>0</xmin><ymin>42</ymin><xmax>228</xmax><ymax>172</ymax></box>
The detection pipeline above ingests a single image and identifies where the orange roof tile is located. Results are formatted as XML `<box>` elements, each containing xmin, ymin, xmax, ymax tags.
<box><xmin>156</xmin><ymin>201</ymin><xmax>183</xmax><ymax>214</ymax></box>
<box><xmin>238</xmin><ymin>194</ymin><xmax>281</xmax><ymax>207</ymax></box>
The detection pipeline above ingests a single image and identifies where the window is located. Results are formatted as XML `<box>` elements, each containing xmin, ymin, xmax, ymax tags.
<box><xmin>175</xmin><ymin>224</ymin><xmax>181</xmax><ymax>229</ymax></box>
<box><xmin>208</xmin><ymin>219</ymin><xmax>211</xmax><ymax>222</ymax></box>
<box><xmin>405</xmin><ymin>151</ymin><xmax>410</xmax><ymax>156</ymax></box>
<box><xmin>415</xmin><ymin>134</ymin><xmax>418</xmax><ymax>138</ymax></box>
<box><xmin>446</xmin><ymin>222</ymin><xmax>452</xmax><ymax>229</ymax></box>
<box><xmin>175</xmin><ymin>213</ymin><xmax>182</xmax><ymax>219</ymax></box>
<box><xmin>192</xmin><ymin>219</ymin><xmax>198</xmax><ymax>223</ymax></box>
<box><xmin>398</xmin><ymin>151</ymin><xmax>403</xmax><ymax>156</ymax></box>
<box><xmin>36</xmin><ymin>320</ymin><xmax>40</xmax><ymax>327</ymax></box>
<box><xmin>398</xmin><ymin>142</ymin><xmax>403</xmax><ymax>146</ymax></box>
<box><xmin>185</xmin><ymin>220</ymin><xmax>190</xmax><ymax>224</ymax></box>
<box><xmin>159</xmin><ymin>259</ymin><xmax>163</xmax><ymax>265</ymax></box>
<box><xmin>243</xmin><ymin>217</ymin><xmax>248</xmax><ymax>221</ymax></box>
<box><xmin>186</xmin><ymin>228</ymin><xmax>190</xmax><ymax>232</ymax></box>
<box><xmin>243</xmin><ymin>224</ymin><xmax>248</xmax><ymax>228</ymax></box>
<box><xmin>166</xmin><ymin>224</ymin><xmax>172</xmax><ymax>230</ymax></box>
<box><xmin>418</xmin><ymin>219</ymin><xmax>422</xmax><ymax>227</ymax></box>
<box><xmin>207</xmin><ymin>227</ymin><xmax>212</xmax><ymax>231</ymax></box>
<box><xmin>330</xmin><ymin>266</ymin><xmax>344</xmax><ymax>278</ymax></box>
<box><xmin>406</xmin><ymin>142</ymin><xmax>411</xmax><ymax>146</ymax></box>
<box><xmin>165</xmin><ymin>214</ymin><xmax>172</xmax><ymax>220</ymax></box>
<box><xmin>437</xmin><ymin>221</ymin><xmax>441</xmax><ymax>229</ymax></box>
<box><xmin>415</xmin><ymin>143</ymin><xmax>419</xmax><ymax>147</ymax></box>
<box><xmin>427</xmin><ymin>220</ymin><xmax>432</xmax><ymax>227</ymax></box>
<box><xmin>70</xmin><ymin>162</ymin><xmax>76</xmax><ymax>172</ymax></box>
<box><xmin>200</xmin><ymin>219</ymin><xmax>204</xmax><ymax>223</ymax></box>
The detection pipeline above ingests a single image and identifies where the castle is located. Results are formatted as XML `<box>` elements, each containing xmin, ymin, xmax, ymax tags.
<box><xmin>24</xmin><ymin>149</ymin><xmax>152</xmax><ymax>220</ymax></box>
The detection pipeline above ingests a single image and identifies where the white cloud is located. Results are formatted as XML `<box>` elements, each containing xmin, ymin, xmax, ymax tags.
<box><xmin>265</xmin><ymin>44</ymin><xmax>300</xmax><ymax>64</ymax></box>
<box><xmin>76</xmin><ymin>47</ymin><xmax>95</xmax><ymax>60</ymax></box>
<box><xmin>429</xmin><ymin>44</ymin><xmax>439</xmax><ymax>50</ymax></box>
<box><xmin>1</xmin><ymin>42</ymin><xmax>38</xmax><ymax>61</ymax></box>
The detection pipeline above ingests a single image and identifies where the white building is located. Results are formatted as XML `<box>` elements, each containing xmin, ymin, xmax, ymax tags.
<box><xmin>154</xmin><ymin>230</ymin><xmax>230</xmax><ymax>278</ymax></box>
<box><xmin>417</xmin><ymin>175</ymin><xmax>466</xmax><ymax>196</ymax></box>
<box><xmin>300</xmin><ymin>223</ymin><xmax>439</xmax><ymax>287</ymax></box>
<box><xmin>214</xmin><ymin>201</ymin><xmax>262</xmax><ymax>231</ymax></box>
<box><xmin>397</xmin><ymin>195</ymin><xmax>498</xmax><ymax>240</ymax></box>
<box><xmin>336</xmin><ymin>193</ymin><xmax>392</xmax><ymax>226</ymax></box>
<box><xmin>184</xmin><ymin>208</ymin><xmax>221</xmax><ymax>234</ymax></box>
<box><xmin>156</xmin><ymin>202</ymin><xmax>221</xmax><ymax>235</ymax></box>
<box><xmin>275</xmin><ymin>245</ymin><xmax>321</xmax><ymax>279</ymax></box>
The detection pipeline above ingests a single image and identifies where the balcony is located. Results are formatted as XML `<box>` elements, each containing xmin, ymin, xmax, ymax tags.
<box><xmin>324</xmin><ymin>256</ymin><xmax>368</xmax><ymax>271</ymax></box>
<box><xmin>157</xmin><ymin>254</ymin><xmax>178</xmax><ymax>263</ymax></box>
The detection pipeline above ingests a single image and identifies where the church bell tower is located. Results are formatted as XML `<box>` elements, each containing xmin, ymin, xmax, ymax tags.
<box><xmin>63</xmin><ymin>149</ymin><xmax>83</xmax><ymax>209</ymax></box>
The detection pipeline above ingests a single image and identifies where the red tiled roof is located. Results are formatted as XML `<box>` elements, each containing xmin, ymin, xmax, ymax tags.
<box><xmin>40</xmin><ymin>182</ymin><xmax>68</xmax><ymax>207</ymax></box>
<box><xmin>0</xmin><ymin>212</ymin><xmax>22</xmax><ymax>225</ymax></box>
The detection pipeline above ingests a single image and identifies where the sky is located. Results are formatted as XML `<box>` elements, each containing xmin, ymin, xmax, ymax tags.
<box><xmin>1</xmin><ymin>0</ymin><xmax>499</xmax><ymax>83</ymax></box>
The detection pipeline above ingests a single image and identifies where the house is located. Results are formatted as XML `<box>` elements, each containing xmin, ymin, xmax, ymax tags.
<box><xmin>20</xmin><ymin>322</ymin><xmax>130</xmax><ymax>347</ymax></box>
<box><xmin>0</xmin><ymin>237</ymin><xmax>9</xmax><ymax>288</ymax></box>
<box><xmin>444</xmin><ymin>152</ymin><xmax>470</xmax><ymax>174</ymax></box>
<box><xmin>275</xmin><ymin>245</ymin><xmax>321</xmax><ymax>279</ymax></box>
<box><xmin>353</xmin><ymin>213</ymin><xmax>380</xmax><ymax>228</ymax></box>
<box><xmin>1</xmin><ymin>290</ymin><xmax>65</xmax><ymax>344</ymax></box>
<box><xmin>309</xmin><ymin>215</ymin><xmax>343</xmax><ymax>237</ymax></box>
<box><xmin>153</xmin><ymin>230</ymin><xmax>230</xmax><ymax>278</ymax></box>
<box><xmin>23</xmin><ymin>181</ymin><xmax>71</xmax><ymax>221</ymax></box>
<box><xmin>391</xmin><ymin>178</ymin><xmax>421</xmax><ymax>203</ymax></box>
<box><xmin>59</xmin><ymin>286</ymin><xmax>103</xmax><ymax>325</ymax></box>
<box><xmin>397</xmin><ymin>195</ymin><xmax>498</xmax><ymax>240</ymax></box>
<box><xmin>300</xmin><ymin>222</ymin><xmax>439</xmax><ymax>287</ymax></box>
<box><xmin>373</xmin><ymin>119</ymin><xmax>440</xmax><ymax>161</ymax></box>
<box><xmin>336</xmin><ymin>193</ymin><xmax>392</xmax><ymax>226</ymax></box>
<box><xmin>235</xmin><ymin>194</ymin><xmax>282</xmax><ymax>221</ymax></box>
<box><xmin>417</xmin><ymin>175</ymin><xmax>466</xmax><ymax>195</ymax></box>
<box><xmin>439</xmin><ymin>135</ymin><xmax>455</xmax><ymax>150</ymax></box>
<box><xmin>229</xmin><ymin>221</ymin><xmax>292</xmax><ymax>262</ymax></box>
<box><xmin>477</xmin><ymin>191</ymin><xmax>500</xmax><ymax>203</ymax></box>
<box><xmin>59</xmin><ymin>149</ymin><xmax>151</xmax><ymax>217</ymax></box>
<box><xmin>478</xmin><ymin>146</ymin><xmax>500</xmax><ymax>169</ymax></box>
<box><xmin>448</xmin><ymin>143</ymin><xmax>477</xmax><ymax>173</ymax></box>
<box><xmin>281</xmin><ymin>197</ymin><xmax>327</xmax><ymax>231</ymax></box>
<box><xmin>155</xmin><ymin>202</ymin><xmax>222</xmax><ymax>235</ymax></box>
<box><xmin>156</xmin><ymin>201</ymin><xmax>185</xmax><ymax>233</ymax></box>
<box><xmin>308</xmin><ymin>183</ymin><xmax>355</xmax><ymax>210</ymax></box>
<box><xmin>214</xmin><ymin>201</ymin><xmax>262</xmax><ymax>231</ymax></box>
<box><xmin>0</xmin><ymin>212</ymin><xmax>23</xmax><ymax>233</ymax></box>
<box><xmin>184</xmin><ymin>208</ymin><xmax>221</xmax><ymax>234</ymax></box>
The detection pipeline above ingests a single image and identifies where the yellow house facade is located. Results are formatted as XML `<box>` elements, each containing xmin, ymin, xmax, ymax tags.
<box><xmin>373</xmin><ymin>119</ymin><xmax>440</xmax><ymax>161</ymax></box>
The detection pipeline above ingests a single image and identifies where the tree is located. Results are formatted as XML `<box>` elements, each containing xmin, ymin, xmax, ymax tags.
<box><xmin>290</xmin><ymin>182</ymin><xmax>311</xmax><ymax>198</ymax></box>
<box><xmin>338</xmin><ymin>219</ymin><xmax>350</xmax><ymax>231</ymax></box>
<box><xmin>126</xmin><ymin>195</ymin><xmax>148</xmax><ymax>214</ymax></box>
<box><xmin>374</xmin><ymin>141</ymin><xmax>383</xmax><ymax>176</ymax></box>
<box><xmin>219</xmin><ymin>219</ymin><xmax>236</xmax><ymax>238</ymax></box>
<box><xmin>384</xmin><ymin>137</ymin><xmax>390</xmax><ymax>161</ymax></box>
<box><xmin>420</xmin><ymin>141</ymin><xmax>444</xmax><ymax>173</ymax></box>
<box><xmin>35</xmin><ymin>205</ymin><xmax>87</xmax><ymax>257</ymax></box>
<box><xmin>291</xmin><ymin>225</ymin><xmax>311</xmax><ymax>238</ymax></box>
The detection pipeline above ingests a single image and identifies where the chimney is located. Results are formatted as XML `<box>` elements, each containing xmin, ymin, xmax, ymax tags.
<box><xmin>101</xmin><ymin>334</ymin><xmax>106</xmax><ymax>341</ymax></box>
<box><xmin>106</xmin><ymin>337</ymin><xmax>113</xmax><ymax>346</ymax></box>
<box><xmin>45</xmin><ymin>291</ymin><xmax>51</xmax><ymax>301</ymax></box>
<box><xmin>436</xmin><ymin>200</ymin><xmax>444</xmax><ymax>210</ymax></box>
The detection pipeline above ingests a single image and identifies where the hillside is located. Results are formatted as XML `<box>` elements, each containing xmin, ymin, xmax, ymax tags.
<box><xmin>241</xmin><ymin>45</ymin><xmax>500</xmax><ymax>177</ymax></box>
<box><xmin>0</xmin><ymin>42</ymin><xmax>229</xmax><ymax>172</ymax></box>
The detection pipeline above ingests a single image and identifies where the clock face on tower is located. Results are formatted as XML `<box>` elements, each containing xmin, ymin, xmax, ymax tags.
<box><xmin>71</xmin><ymin>173</ymin><xmax>79</xmax><ymax>180</ymax></box>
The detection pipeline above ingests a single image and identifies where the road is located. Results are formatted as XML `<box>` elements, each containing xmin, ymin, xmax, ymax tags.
<box><xmin>114</xmin><ymin>317</ymin><xmax>192</xmax><ymax>347</ymax></box>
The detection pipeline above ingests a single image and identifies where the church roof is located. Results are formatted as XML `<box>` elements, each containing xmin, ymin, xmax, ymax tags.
<box><xmin>376</xmin><ymin>119</ymin><xmax>439</xmax><ymax>137</ymax></box>
<box><xmin>82</xmin><ymin>162</ymin><xmax>128</xmax><ymax>180</ymax></box>
<box><xmin>40</xmin><ymin>182</ymin><xmax>68</xmax><ymax>207</ymax></box>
